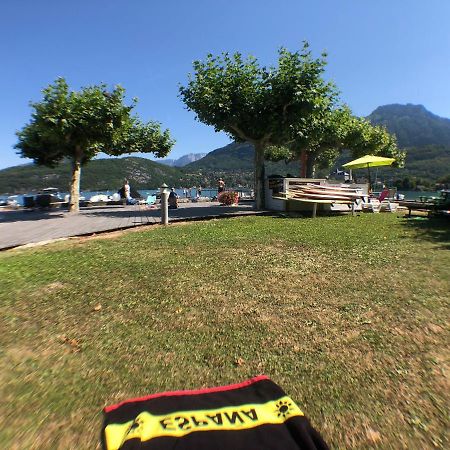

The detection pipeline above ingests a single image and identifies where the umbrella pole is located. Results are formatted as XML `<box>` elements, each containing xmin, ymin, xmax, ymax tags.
<box><xmin>367</xmin><ymin>163</ymin><xmax>371</xmax><ymax>195</ymax></box>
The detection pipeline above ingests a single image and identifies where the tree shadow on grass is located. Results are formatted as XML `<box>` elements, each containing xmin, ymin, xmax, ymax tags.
<box><xmin>82</xmin><ymin>204</ymin><xmax>258</xmax><ymax>220</ymax></box>
<box><xmin>401</xmin><ymin>217</ymin><xmax>450</xmax><ymax>250</ymax></box>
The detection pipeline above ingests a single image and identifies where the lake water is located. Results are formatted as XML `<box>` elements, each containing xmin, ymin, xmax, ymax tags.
<box><xmin>0</xmin><ymin>187</ymin><xmax>237</xmax><ymax>206</ymax></box>
<box><xmin>0</xmin><ymin>189</ymin><xmax>443</xmax><ymax>206</ymax></box>
<box><xmin>397</xmin><ymin>191</ymin><xmax>441</xmax><ymax>200</ymax></box>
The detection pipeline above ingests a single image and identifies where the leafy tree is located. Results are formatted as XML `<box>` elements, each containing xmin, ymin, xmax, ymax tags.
<box><xmin>291</xmin><ymin>106</ymin><xmax>353</xmax><ymax>177</ymax></box>
<box><xmin>343</xmin><ymin>116</ymin><xmax>405</xmax><ymax>162</ymax></box>
<box><xmin>16</xmin><ymin>78</ymin><xmax>174</xmax><ymax>212</ymax></box>
<box><xmin>286</xmin><ymin>107</ymin><xmax>405</xmax><ymax>178</ymax></box>
<box><xmin>179</xmin><ymin>44</ymin><xmax>337</xmax><ymax>209</ymax></box>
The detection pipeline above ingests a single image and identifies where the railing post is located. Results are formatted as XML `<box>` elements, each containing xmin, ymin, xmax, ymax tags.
<box><xmin>160</xmin><ymin>183</ymin><xmax>169</xmax><ymax>225</ymax></box>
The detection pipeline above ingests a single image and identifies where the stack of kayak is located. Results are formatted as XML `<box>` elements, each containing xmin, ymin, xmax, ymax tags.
<box><xmin>282</xmin><ymin>183</ymin><xmax>365</xmax><ymax>204</ymax></box>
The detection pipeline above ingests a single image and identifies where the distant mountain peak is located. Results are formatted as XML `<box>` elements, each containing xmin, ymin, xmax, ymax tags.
<box><xmin>157</xmin><ymin>153</ymin><xmax>207</xmax><ymax>167</ymax></box>
<box><xmin>367</xmin><ymin>104</ymin><xmax>450</xmax><ymax>148</ymax></box>
<box><xmin>174</xmin><ymin>153</ymin><xmax>207</xmax><ymax>166</ymax></box>
<box><xmin>372</xmin><ymin>103</ymin><xmax>427</xmax><ymax>113</ymax></box>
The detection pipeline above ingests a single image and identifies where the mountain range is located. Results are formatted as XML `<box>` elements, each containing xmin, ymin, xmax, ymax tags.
<box><xmin>186</xmin><ymin>143</ymin><xmax>254</xmax><ymax>171</ymax></box>
<box><xmin>184</xmin><ymin>104</ymin><xmax>450</xmax><ymax>185</ymax></box>
<box><xmin>1</xmin><ymin>103</ymin><xmax>449</xmax><ymax>194</ymax></box>
<box><xmin>0</xmin><ymin>158</ymin><xmax>185</xmax><ymax>194</ymax></box>
<box><xmin>367</xmin><ymin>104</ymin><xmax>450</xmax><ymax>148</ymax></box>
<box><xmin>156</xmin><ymin>153</ymin><xmax>207</xmax><ymax>167</ymax></box>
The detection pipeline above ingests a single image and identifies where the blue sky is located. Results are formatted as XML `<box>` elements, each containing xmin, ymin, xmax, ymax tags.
<box><xmin>1</xmin><ymin>0</ymin><xmax>449</xmax><ymax>169</ymax></box>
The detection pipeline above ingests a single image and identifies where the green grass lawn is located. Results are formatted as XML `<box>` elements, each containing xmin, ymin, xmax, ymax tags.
<box><xmin>0</xmin><ymin>214</ymin><xmax>448</xmax><ymax>449</ymax></box>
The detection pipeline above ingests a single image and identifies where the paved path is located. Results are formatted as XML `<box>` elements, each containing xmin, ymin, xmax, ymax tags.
<box><xmin>0</xmin><ymin>202</ymin><xmax>265</xmax><ymax>250</ymax></box>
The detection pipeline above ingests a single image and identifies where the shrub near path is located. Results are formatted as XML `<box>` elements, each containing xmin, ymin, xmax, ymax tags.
<box><xmin>0</xmin><ymin>215</ymin><xmax>448</xmax><ymax>449</ymax></box>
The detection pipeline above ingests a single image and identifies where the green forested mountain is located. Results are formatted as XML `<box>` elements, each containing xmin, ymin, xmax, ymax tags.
<box><xmin>184</xmin><ymin>142</ymin><xmax>299</xmax><ymax>187</ymax></box>
<box><xmin>187</xmin><ymin>140</ymin><xmax>450</xmax><ymax>186</ymax></box>
<box><xmin>2</xmin><ymin>104</ymin><xmax>450</xmax><ymax>194</ymax></box>
<box><xmin>327</xmin><ymin>145</ymin><xmax>450</xmax><ymax>187</ymax></box>
<box><xmin>0</xmin><ymin>157</ymin><xmax>184</xmax><ymax>194</ymax></box>
<box><xmin>185</xmin><ymin>142</ymin><xmax>298</xmax><ymax>174</ymax></box>
<box><xmin>364</xmin><ymin>104</ymin><xmax>450</xmax><ymax>185</ymax></box>
<box><xmin>186</xmin><ymin>143</ymin><xmax>254</xmax><ymax>170</ymax></box>
<box><xmin>186</xmin><ymin>105</ymin><xmax>450</xmax><ymax>186</ymax></box>
<box><xmin>367</xmin><ymin>104</ymin><xmax>450</xmax><ymax>148</ymax></box>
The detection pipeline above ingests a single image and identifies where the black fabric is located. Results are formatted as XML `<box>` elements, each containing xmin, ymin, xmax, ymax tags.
<box><xmin>117</xmin><ymin>420</ymin><xmax>327</xmax><ymax>450</ymax></box>
<box><xmin>102</xmin><ymin>377</ymin><xmax>329</xmax><ymax>450</ymax></box>
<box><xmin>107</xmin><ymin>379</ymin><xmax>283</xmax><ymax>423</ymax></box>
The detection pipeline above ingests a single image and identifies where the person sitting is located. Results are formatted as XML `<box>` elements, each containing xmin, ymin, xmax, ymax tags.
<box><xmin>168</xmin><ymin>188</ymin><xmax>178</xmax><ymax>209</ymax></box>
<box><xmin>379</xmin><ymin>186</ymin><xmax>390</xmax><ymax>202</ymax></box>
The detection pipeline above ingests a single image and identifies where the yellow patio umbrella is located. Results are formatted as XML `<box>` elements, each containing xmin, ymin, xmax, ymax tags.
<box><xmin>342</xmin><ymin>155</ymin><xmax>395</xmax><ymax>190</ymax></box>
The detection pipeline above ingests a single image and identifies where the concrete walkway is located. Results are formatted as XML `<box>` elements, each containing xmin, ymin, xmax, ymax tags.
<box><xmin>0</xmin><ymin>202</ymin><xmax>266</xmax><ymax>250</ymax></box>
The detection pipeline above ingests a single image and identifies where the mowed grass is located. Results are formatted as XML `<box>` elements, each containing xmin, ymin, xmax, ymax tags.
<box><xmin>0</xmin><ymin>214</ymin><xmax>448</xmax><ymax>449</ymax></box>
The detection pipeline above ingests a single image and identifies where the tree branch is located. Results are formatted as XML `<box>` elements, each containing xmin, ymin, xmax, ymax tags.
<box><xmin>282</xmin><ymin>102</ymin><xmax>293</xmax><ymax>121</ymax></box>
<box><xmin>229</xmin><ymin>124</ymin><xmax>254</xmax><ymax>143</ymax></box>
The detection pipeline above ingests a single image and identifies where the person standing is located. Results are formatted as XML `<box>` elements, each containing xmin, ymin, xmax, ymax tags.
<box><xmin>218</xmin><ymin>178</ymin><xmax>225</xmax><ymax>194</ymax></box>
<box><xmin>123</xmin><ymin>179</ymin><xmax>135</xmax><ymax>204</ymax></box>
<box><xmin>168</xmin><ymin>188</ymin><xmax>178</xmax><ymax>209</ymax></box>
<box><xmin>198</xmin><ymin>185</ymin><xmax>202</xmax><ymax>197</ymax></box>
<box><xmin>123</xmin><ymin>179</ymin><xmax>131</xmax><ymax>199</ymax></box>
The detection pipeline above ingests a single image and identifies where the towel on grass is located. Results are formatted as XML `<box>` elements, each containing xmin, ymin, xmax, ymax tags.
<box><xmin>102</xmin><ymin>375</ymin><xmax>329</xmax><ymax>450</ymax></box>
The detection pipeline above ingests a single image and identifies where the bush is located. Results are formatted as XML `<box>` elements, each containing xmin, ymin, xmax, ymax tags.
<box><xmin>218</xmin><ymin>190</ymin><xmax>239</xmax><ymax>205</ymax></box>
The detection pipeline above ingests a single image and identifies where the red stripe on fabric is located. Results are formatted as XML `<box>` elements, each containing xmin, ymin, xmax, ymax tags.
<box><xmin>104</xmin><ymin>375</ymin><xmax>269</xmax><ymax>413</ymax></box>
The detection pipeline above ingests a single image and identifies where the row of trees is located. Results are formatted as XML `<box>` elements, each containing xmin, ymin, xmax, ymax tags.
<box><xmin>179</xmin><ymin>44</ymin><xmax>404</xmax><ymax>208</ymax></box>
<box><xmin>16</xmin><ymin>43</ymin><xmax>404</xmax><ymax>211</ymax></box>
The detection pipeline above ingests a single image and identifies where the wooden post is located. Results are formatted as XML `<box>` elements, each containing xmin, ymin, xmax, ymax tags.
<box><xmin>312</xmin><ymin>202</ymin><xmax>317</xmax><ymax>218</ymax></box>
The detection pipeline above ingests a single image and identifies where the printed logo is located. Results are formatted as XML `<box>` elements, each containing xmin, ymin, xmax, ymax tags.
<box><xmin>275</xmin><ymin>400</ymin><xmax>294</xmax><ymax>418</ymax></box>
<box><xmin>105</xmin><ymin>396</ymin><xmax>304</xmax><ymax>450</ymax></box>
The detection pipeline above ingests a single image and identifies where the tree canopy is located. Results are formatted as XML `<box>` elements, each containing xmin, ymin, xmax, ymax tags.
<box><xmin>289</xmin><ymin>107</ymin><xmax>405</xmax><ymax>177</ymax></box>
<box><xmin>180</xmin><ymin>45</ymin><xmax>405</xmax><ymax>200</ymax></box>
<box><xmin>16</xmin><ymin>78</ymin><xmax>174</xmax><ymax>211</ymax></box>
<box><xmin>179</xmin><ymin>43</ymin><xmax>338</xmax><ymax>208</ymax></box>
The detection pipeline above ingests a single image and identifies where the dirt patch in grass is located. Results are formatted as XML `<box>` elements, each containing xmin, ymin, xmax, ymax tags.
<box><xmin>39</xmin><ymin>281</ymin><xmax>67</xmax><ymax>293</ymax></box>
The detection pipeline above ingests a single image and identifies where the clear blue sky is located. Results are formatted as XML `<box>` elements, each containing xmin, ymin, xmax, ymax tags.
<box><xmin>1</xmin><ymin>0</ymin><xmax>449</xmax><ymax>169</ymax></box>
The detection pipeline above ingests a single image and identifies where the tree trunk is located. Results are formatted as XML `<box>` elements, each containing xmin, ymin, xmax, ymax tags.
<box><xmin>69</xmin><ymin>155</ymin><xmax>82</xmax><ymax>213</ymax></box>
<box><xmin>254</xmin><ymin>142</ymin><xmax>265</xmax><ymax>210</ymax></box>
<box><xmin>300</xmin><ymin>149</ymin><xmax>308</xmax><ymax>177</ymax></box>
<box><xmin>306</xmin><ymin>154</ymin><xmax>316</xmax><ymax>178</ymax></box>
